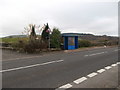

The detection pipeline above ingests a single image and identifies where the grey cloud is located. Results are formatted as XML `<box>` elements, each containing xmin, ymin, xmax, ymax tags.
<box><xmin>0</xmin><ymin>0</ymin><xmax>118</xmax><ymax>37</ymax></box>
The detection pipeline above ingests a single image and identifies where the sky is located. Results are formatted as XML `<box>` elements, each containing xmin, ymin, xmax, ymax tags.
<box><xmin>0</xmin><ymin>0</ymin><xmax>119</xmax><ymax>37</ymax></box>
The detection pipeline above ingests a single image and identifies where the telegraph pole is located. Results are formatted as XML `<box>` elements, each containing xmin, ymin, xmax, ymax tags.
<box><xmin>48</xmin><ymin>28</ymin><xmax>51</xmax><ymax>51</ymax></box>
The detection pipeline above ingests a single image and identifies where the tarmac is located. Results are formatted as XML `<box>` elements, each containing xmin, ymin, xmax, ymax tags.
<box><xmin>67</xmin><ymin>65</ymin><xmax>119</xmax><ymax>90</ymax></box>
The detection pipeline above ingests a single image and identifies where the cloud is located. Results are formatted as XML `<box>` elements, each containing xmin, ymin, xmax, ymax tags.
<box><xmin>0</xmin><ymin>0</ymin><xmax>118</xmax><ymax>37</ymax></box>
<box><xmin>86</xmin><ymin>16</ymin><xmax>118</xmax><ymax>35</ymax></box>
<box><xmin>61</xmin><ymin>16</ymin><xmax>118</xmax><ymax>36</ymax></box>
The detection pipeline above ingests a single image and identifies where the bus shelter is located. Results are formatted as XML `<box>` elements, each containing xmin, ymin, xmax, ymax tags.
<box><xmin>62</xmin><ymin>33</ymin><xmax>79</xmax><ymax>50</ymax></box>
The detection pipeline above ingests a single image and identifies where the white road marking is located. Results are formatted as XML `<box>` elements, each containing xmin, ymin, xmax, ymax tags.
<box><xmin>117</xmin><ymin>62</ymin><xmax>120</xmax><ymax>65</ymax></box>
<box><xmin>84</xmin><ymin>55</ymin><xmax>89</xmax><ymax>57</ymax></box>
<box><xmin>114</xmin><ymin>49</ymin><xmax>120</xmax><ymax>52</ymax></box>
<box><xmin>105</xmin><ymin>66</ymin><xmax>112</xmax><ymax>70</ymax></box>
<box><xmin>89</xmin><ymin>53</ymin><xmax>97</xmax><ymax>56</ymax></box>
<box><xmin>111</xmin><ymin>64</ymin><xmax>117</xmax><ymax>67</ymax></box>
<box><xmin>58</xmin><ymin>84</ymin><xmax>72</xmax><ymax>89</ymax></box>
<box><xmin>104</xmin><ymin>51</ymin><xmax>108</xmax><ymax>53</ymax></box>
<box><xmin>114</xmin><ymin>49</ymin><xmax>118</xmax><ymax>51</ymax></box>
<box><xmin>84</xmin><ymin>52</ymin><xmax>105</xmax><ymax>57</ymax></box>
<box><xmin>0</xmin><ymin>60</ymin><xmax>64</xmax><ymax>73</ymax></box>
<box><xmin>87</xmin><ymin>72</ymin><xmax>98</xmax><ymax>78</ymax></box>
<box><xmin>73</xmin><ymin>77</ymin><xmax>87</xmax><ymax>84</ymax></box>
<box><xmin>56</xmin><ymin>62</ymin><xmax>117</xmax><ymax>89</ymax></box>
<box><xmin>97</xmin><ymin>69</ymin><xmax>105</xmax><ymax>73</ymax></box>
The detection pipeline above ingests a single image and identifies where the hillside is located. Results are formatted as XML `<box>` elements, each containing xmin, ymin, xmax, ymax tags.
<box><xmin>1</xmin><ymin>33</ymin><xmax>118</xmax><ymax>46</ymax></box>
<box><xmin>62</xmin><ymin>33</ymin><xmax>118</xmax><ymax>46</ymax></box>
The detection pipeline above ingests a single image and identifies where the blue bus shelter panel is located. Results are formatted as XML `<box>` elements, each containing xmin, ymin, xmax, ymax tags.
<box><xmin>75</xmin><ymin>36</ymin><xmax>78</xmax><ymax>49</ymax></box>
<box><xmin>68</xmin><ymin>45</ymin><xmax>75</xmax><ymax>50</ymax></box>
<box><xmin>68</xmin><ymin>36</ymin><xmax>75</xmax><ymax>50</ymax></box>
<box><xmin>64</xmin><ymin>37</ymin><xmax>68</xmax><ymax>50</ymax></box>
<box><xmin>63</xmin><ymin>36</ymin><xmax>78</xmax><ymax>50</ymax></box>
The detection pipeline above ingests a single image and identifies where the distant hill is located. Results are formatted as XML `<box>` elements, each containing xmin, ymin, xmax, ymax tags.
<box><xmin>3</xmin><ymin>35</ymin><xmax>27</xmax><ymax>38</ymax></box>
<box><xmin>61</xmin><ymin>33</ymin><xmax>118</xmax><ymax>46</ymax></box>
<box><xmin>2</xmin><ymin>33</ymin><xmax>119</xmax><ymax>46</ymax></box>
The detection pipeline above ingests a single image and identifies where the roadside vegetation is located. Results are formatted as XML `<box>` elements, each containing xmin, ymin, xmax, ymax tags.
<box><xmin>1</xmin><ymin>24</ymin><xmax>118</xmax><ymax>53</ymax></box>
<box><xmin>78</xmin><ymin>40</ymin><xmax>92</xmax><ymax>48</ymax></box>
<box><xmin>50</xmin><ymin>28</ymin><xmax>61</xmax><ymax>48</ymax></box>
<box><xmin>1</xmin><ymin>23</ymin><xmax>62</xmax><ymax>53</ymax></box>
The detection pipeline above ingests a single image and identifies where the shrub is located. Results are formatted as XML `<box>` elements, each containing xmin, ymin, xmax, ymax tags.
<box><xmin>23</xmin><ymin>40</ymin><xmax>42</xmax><ymax>53</ymax></box>
<box><xmin>50</xmin><ymin>28</ymin><xmax>61</xmax><ymax>48</ymax></box>
<box><xmin>78</xmin><ymin>40</ymin><xmax>92</xmax><ymax>47</ymax></box>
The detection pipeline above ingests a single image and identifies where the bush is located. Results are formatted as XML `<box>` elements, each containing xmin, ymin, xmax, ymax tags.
<box><xmin>23</xmin><ymin>40</ymin><xmax>42</xmax><ymax>53</ymax></box>
<box><xmin>50</xmin><ymin>28</ymin><xmax>61</xmax><ymax>48</ymax></box>
<box><xmin>78</xmin><ymin>40</ymin><xmax>92</xmax><ymax>47</ymax></box>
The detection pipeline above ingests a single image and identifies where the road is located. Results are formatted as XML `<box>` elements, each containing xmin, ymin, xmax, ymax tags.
<box><xmin>2</xmin><ymin>46</ymin><xmax>118</xmax><ymax>88</ymax></box>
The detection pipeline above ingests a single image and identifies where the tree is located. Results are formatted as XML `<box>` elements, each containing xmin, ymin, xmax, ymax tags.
<box><xmin>41</xmin><ymin>23</ymin><xmax>51</xmax><ymax>49</ymax></box>
<box><xmin>30</xmin><ymin>24</ymin><xmax>36</xmax><ymax>39</ymax></box>
<box><xmin>50</xmin><ymin>28</ymin><xmax>61</xmax><ymax>48</ymax></box>
<box><xmin>41</xmin><ymin>23</ymin><xmax>50</xmax><ymax>41</ymax></box>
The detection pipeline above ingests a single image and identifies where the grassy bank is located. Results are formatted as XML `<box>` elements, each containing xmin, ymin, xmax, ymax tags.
<box><xmin>1</xmin><ymin>37</ymin><xmax>29</xmax><ymax>43</ymax></box>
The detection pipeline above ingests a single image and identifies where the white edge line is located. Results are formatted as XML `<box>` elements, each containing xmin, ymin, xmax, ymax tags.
<box><xmin>87</xmin><ymin>72</ymin><xmax>98</xmax><ymax>78</ymax></box>
<box><xmin>58</xmin><ymin>83</ymin><xmax>72</xmax><ymax>89</ymax></box>
<box><xmin>105</xmin><ymin>66</ymin><xmax>112</xmax><ymax>70</ymax></box>
<box><xmin>56</xmin><ymin>62</ymin><xmax>117</xmax><ymax>90</ymax></box>
<box><xmin>111</xmin><ymin>64</ymin><xmax>117</xmax><ymax>67</ymax></box>
<box><xmin>0</xmin><ymin>60</ymin><xmax>64</xmax><ymax>73</ymax></box>
<box><xmin>117</xmin><ymin>62</ymin><xmax>120</xmax><ymax>65</ymax></box>
<box><xmin>97</xmin><ymin>69</ymin><xmax>105</xmax><ymax>73</ymax></box>
<box><xmin>73</xmin><ymin>77</ymin><xmax>87</xmax><ymax>84</ymax></box>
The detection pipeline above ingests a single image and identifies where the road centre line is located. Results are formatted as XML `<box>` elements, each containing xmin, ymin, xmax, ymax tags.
<box><xmin>0</xmin><ymin>60</ymin><xmax>64</xmax><ymax>73</ymax></box>
<box><xmin>84</xmin><ymin>52</ymin><xmax>105</xmax><ymax>57</ymax></box>
<box><xmin>90</xmin><ymin>52</ymin><xmax>105</xmax><ymax>55</ymax></box>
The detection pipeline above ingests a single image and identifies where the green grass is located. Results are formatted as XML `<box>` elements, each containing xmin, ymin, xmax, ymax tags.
<box><xmin>1</xmin><ymin>37</ymin><xmax>29</xmax><ymax>43</ymax></box>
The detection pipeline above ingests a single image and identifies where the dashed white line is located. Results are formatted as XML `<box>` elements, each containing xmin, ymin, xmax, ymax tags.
<box><xmin>58</xmin><ymin>83</ymin><xmax>72</xmax><ymax>89</ymax></box>
<box><xmin>73</xmin><ymin>77</ymin><xmax>87</xmax><ymax>84</ymax></box>
<box><xmin>117</xmin><ymin>62</ymin><xmax>120</xmax><ymax>65</ymax></box>
<box><xmin>114</xmin><ymin>49</ymin><xmax>118</xmax><ymax>51</ymax></box>
<box><xmin>89</xmin><ymin>53</ymin><xmax>97</xmax><ymax>56</ymax></box>
<box><xmin>105</xmin><ymin>66</ymin><xmax>112</xmax><ymax>70</ymax></box>
<box><xmin>97</xmin><ymin>69</ymin><xmax>105</xmax><ymax>73</ymax></box>
<box><xmin>84</xmin><ymin>55</ymin><xmax>89</xmax><ymax>57</ymax></box>
<box><xmin>87</xmin><ymin>72</ymin><xmax>98</xmax><ymax>78</ymax></box>
<box><xmin>104</xmin><ymin>51</ymin><xmax>108</xmax><ymax>53</ymax></box>
<box><xmin>0</xmin><ymin>60</ymin><xmax>64</xmax><ymax>73</ymax></box>
<box><xmin>84</xmin><ymin>52</ymin><xmax>105</xmax><ymax>57</ymax></box>
<box><xmin>56</xmin><ymin>62</ymin><xmax>118</xmax><ymax>90</ymax></box>
<box><xmin>111</xmin><ymin>64</ymin><xmax>117</xmax><ymax>67</ymax></box>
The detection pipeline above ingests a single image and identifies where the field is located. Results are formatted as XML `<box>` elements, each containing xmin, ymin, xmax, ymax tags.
<box><xmin>1</xmin><ymin>37</ymin><xmax>29</xmax><ymax>43</ymax></box>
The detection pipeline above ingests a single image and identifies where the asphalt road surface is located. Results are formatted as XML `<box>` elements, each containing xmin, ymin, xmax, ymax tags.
<box><xmin>2</xmin><ymin>46</ymin><xmax>118</xmax><ymax>88</ymax></box>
